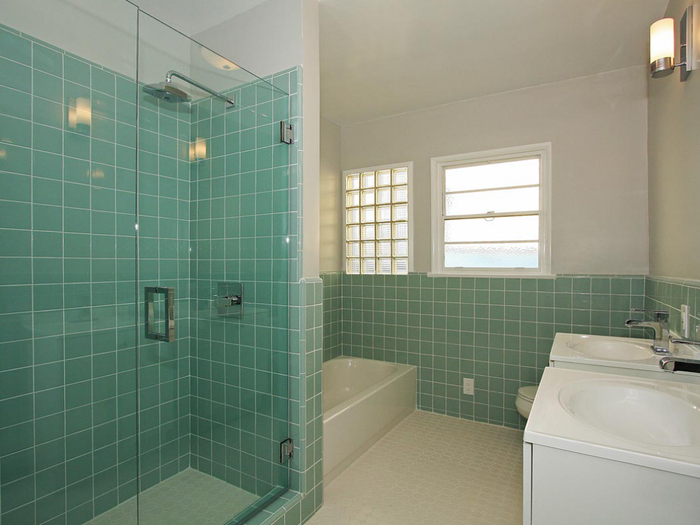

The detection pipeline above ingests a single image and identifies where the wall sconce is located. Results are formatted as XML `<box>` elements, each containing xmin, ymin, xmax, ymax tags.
<box><xmin>650</xmin><ymin>6</ymin><xmax>694</xmax><ymax>81</ymax></box>
<box><xmin>68</xmin><ymin>97</ymin><xmax>92</xmax><ymax>131</ymax></box>
<box><xmin>190</xmin><ymin>138</ymin><xmax>207</xmax><ymax>161</ymax></box>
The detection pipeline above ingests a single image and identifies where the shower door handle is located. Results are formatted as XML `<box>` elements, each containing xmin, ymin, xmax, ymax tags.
<box><xmin>145</xmin><ymin>287</ymin><xmax>175</xmax><ymax>342</ymax></box>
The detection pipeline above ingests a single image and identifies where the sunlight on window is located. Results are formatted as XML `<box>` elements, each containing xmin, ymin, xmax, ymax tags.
<box><xmin>442</xmin><ymin>155</ymin><xmax>543</xmax><ymax>270</ymax></box>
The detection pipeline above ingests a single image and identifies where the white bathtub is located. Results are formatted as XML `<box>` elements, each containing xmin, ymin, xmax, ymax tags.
<box><xmin>323</xmin><ymin>357</ymin><xmax>416</xmax><ymax>484</ymax></box>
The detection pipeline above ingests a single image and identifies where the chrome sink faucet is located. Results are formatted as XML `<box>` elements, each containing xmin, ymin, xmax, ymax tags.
<box><xmin>625</xmin><ymin>308</ymin><xmax>670</xmax><ymax>354</ymax></box>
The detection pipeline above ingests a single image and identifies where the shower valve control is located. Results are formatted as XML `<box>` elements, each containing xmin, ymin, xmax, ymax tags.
<box><xmin>216</xmin><ymin>282</ymin><xmax>243</xmax><ymax>318</ymax></box>
<box><xmin>216</xmin><ymin>294</ymin><xmax>242</xmax><ymax>307</ymax></box>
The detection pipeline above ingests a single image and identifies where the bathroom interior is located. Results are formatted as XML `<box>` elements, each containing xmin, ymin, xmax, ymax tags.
<box><xmin>0</xmin><ymin>0</ymin><xmax>698</xmax><ymax>524</ymax></box>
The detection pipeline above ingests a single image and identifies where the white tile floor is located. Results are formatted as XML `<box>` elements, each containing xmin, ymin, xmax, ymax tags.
<box><xmin>308</xmin><ymin>411</ymin><xmax>523</xmax><ymax>525</ymax></box>
<box><xmin>87</xmin><ymin>468</ymin><xmax>259</xmax><ymax>525</ymax></box>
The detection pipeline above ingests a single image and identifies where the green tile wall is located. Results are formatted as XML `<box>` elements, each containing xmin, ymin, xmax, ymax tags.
<box><xmin>0</xmin><ymin>22</ymin><xmax>192</xmax><ymax>524</ymax></box>
<box><xmin>135</xmin><ymin>74</ymin><xmax>193</xmax><ymax>492</ymax></box>
<box><xmin>0</xmin><ymin>24</ymin><xmax>139</xmax><ymax>525</ymax></box>
<box><xmin>646</xmin><ymin>276</ymin><xmax>700</xmax><ymax>340</ymax></box>
<box><xmin>251</xmin><ymin>69</ymin><xmax>324</xmax><ymax>525</ymax></box>
<box><xmin>321</xmin><ymin>272</ymin><xmax>647</xmax><ymax>429</ymax></box>
<box><xmin>188</xmin><ymin>69</ymin><xmax>296</xmax><ymax>499</ymax></box>
<box><xmin>321</xmin><ymin>273</ymin><xmax>342</xmax><ymax>362</ymax></box>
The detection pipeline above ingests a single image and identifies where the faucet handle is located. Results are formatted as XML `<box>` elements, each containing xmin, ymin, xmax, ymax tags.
<box><xmin>670</xmin><ymin>337</ymin><xmax>700</xmax><ymax>348</ymax></box>
<box><xmin>631</xmin><ymin>308</ymin><xmax>669</xmax><ymax>322</ymax></box>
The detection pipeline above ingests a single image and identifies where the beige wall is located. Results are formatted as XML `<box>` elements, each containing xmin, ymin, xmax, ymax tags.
<box><xmin>320</xmin><ymin>117</ymin><xmax>343</xmax><ymax>272</ymax></box>
<box><xmin>341</xmin><ymin>67</ymin><xmax>650</xmax><ymax>275</ymax></box>
<box><xmin>302</xmin><ymin>0</ymin><xmax>321</xmax><ymax>278</ymax></box>
<box><xmin>193</xmin><ymin>0</ymin><xmax>303</xmax><ymax>78</ymax></box>
<box><xmin>648</xmin><ymin>0</ymin><xmax>700</xmax><ymax>281</ymax></box>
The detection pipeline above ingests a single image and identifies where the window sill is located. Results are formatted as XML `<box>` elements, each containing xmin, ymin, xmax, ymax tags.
<box><xmin>426</xmin><ymin>272</ymin><xmax>557</xmax><ymax>279</ymax></box>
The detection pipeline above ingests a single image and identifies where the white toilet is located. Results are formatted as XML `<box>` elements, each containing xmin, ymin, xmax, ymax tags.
<box><xmin>515</xmin><ymin>385</ymin><xmax>538</xmax><ymax>419</ymax></box>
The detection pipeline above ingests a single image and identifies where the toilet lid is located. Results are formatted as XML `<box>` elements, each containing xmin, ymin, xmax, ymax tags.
<box><xmin>518</xmin><ymin>385</ymin><xmax>538</xmax><ymax>402</ymax></box>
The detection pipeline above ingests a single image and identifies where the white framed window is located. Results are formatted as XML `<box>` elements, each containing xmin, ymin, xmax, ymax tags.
<box><xmin>430</xmin><ymin>143</ymin><xmax>551</xmax><ymax>277</ymax></box>
<box><xmin>344</xmin><ymin>162</ymin><xmax>413</xmax><ymax>275</ymax></box>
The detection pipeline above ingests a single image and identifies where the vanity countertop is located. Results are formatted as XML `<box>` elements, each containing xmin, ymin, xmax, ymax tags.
<box><xmin>525</xmin><ymin>367</ymin><xmax>700</xmax><ymax>478</ymax></box>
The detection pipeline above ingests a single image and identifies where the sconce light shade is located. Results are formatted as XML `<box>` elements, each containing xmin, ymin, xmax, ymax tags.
<box><xmin>650</xmin><ymin>18</ymin><xmax>676</xmax><ymax>78</ymax></box>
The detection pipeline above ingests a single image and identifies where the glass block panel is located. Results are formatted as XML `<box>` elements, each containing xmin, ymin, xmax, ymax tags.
<box><xmin>444</xmin><ymin>215</ymin><xmax>539</xmax><ymax>243</ymax></box>
<box><xmin>376</xmin><ymin>187</ymin><xmax>391</xmax><ymax>205</ymax></box>
<box><xmin>347</xmin><ymin>258</ymin><xmax>360</xmax><ymax>274</ymax></box>
<box><xmin>444</xmin><ymin>242</ymin><xmax>539</xmax><ymax>268</ymax></box>
<box><xmin>361</xmin><ymin>241</ymin><xmax>375</xmax><ymax>257</ymax></box>
<box><xmin>393</xmin><ymin>240</ymin><xmax>408</xmax><ymax>257</ymax></box>
<box><xmin>346</xmin><ymin>225</ymin><xmax>360</xmax><ymax>241</ymax></box>
<box><xmin>346</xmin><ymin>208</ymin><xmax>360</xmax><ymax>224</ymax></box>
<box><xmin>360</xmin><ymin>206</ymin><xmax>375</xmax><ymax>223</ymax></box>
<box><xmin>392</xmin><ymin>204</ymin><xmax>408</xmax><ymax>221</ymax></box>
<box><xmin>361</xmin><ymin>258</ymin><xmax>376</xmax><ymax>274</ymax></box>
<box><xmin>376</xmin><ymin>205</ymin><xmax>392</xmax><ymax>222</ymax></box>
<box><xmin>346</xmin><ymin>164</ymin><xmax>411</xmax><ymax>275</ymax></box>
<box><xmin>445</xmin><ymin>187</ymin><xmax>539</xmax><ymax>217</ymax></box>
<box><xmin>393</xmin><ymin>222</ymin><xmax>408</xmax><ymax>239</ymax></box>
<box><xmin>346</xmin><ymin>173</ymin><xmax>360</xmax><ymax>190</ymax></box>
<box><xmin>393</xmin><ymin>258</ymin><xmax>408</xmax><ymax>274</ymax></box>
<box><xmin>376</xmin><ymin>169</ymin><xmax>391</xmax><ymax>186</ymax></box>
<box><xmin>377</xmin><ymin>223</ymin><xmax>392</xmax><ymax>240</ymax></box>
<box><xmin>346</xmin><ymin>191</ymin><xmax>360</xmax><ymax>207</ymax></box>
<box><xmin>392</xmin><ymin>185</ymin><xmax>408</xmax><ymax>203</ymax></box>
<box><xmin>377</xmin><ymin>241</ymin><xmax>392</xmax><ymax>257</ymax></box>
<box><xmin>393</xmin><ymin>168</ymin><xmax>408</xmax><ymax>185</ymax></box>
<box><xmin>444</xmin><ymin>158</ymin><xmax>539</xmax><ymax>192</ymax></box>
<box><xmin>377</xmin><ymin>258</ymin><xmax>392</xmax><ymax>274</ymax></box>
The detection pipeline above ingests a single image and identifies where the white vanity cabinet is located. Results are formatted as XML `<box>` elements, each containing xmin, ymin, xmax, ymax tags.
<box><xmin>523</xmin><ymin>442</ymin><xmax>700</xmax><ymax>525</ymax></box>
<box><xmin>524</xmin><ymin>367</ymin><xmax>700</xmax><ymax>525</ymax></box>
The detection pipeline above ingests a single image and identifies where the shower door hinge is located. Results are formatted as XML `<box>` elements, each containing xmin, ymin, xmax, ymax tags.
<box><xmin>279</xmin><ymin>438</ymin><xmax>294</xmax><ymax>464</ymax></box>
<box><xmin>280</xmin><ymin>121</ymin><xmax>294</xmax><ymax>144</ymax></box>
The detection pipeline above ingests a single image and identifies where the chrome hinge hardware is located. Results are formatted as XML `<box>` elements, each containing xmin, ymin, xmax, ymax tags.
<box><xmin>279</xmin><ymin>438</ymin><xmax>294</xmax><ymax>464</ymax></box>
<box><xmin>280</xmin><ymin>121</ymin><xmax>294</xmax><ymax>144</ymax></box>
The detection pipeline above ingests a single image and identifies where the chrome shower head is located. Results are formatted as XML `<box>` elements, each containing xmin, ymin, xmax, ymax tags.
<box><xmin>143</xmin><ymin>82</ymin><xmax>190</xmax><ymax>103</ymax></box>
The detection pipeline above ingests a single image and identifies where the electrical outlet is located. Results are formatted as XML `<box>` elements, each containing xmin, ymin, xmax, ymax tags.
<box><xmin>463</xmin><ymin>378</ymin><xmax>474</xmax><ymax>396</ymax></box>
<box><xmin>681</xmin><ymin>305</ymin><xmax>690</xmax><ymax>338</ymax></box>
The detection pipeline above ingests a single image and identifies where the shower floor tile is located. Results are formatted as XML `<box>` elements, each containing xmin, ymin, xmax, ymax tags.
<box><xmin>87</xmin><ymin>468</ymin><xmax>259</xmax><ymax>525</ymax></box>
<box><xmin>308</xmin><ymin>411</ymin><xmax>523</xmax><ymax>525</ymax></box>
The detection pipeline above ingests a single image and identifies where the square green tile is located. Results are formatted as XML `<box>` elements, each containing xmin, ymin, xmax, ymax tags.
<box><xmin>0</xmin><ymin>57</ymin><xmax>31</xmax><ymax>92</ymax></box>
<box><xmin>33</xmin><ymin>70</ymin><xmax>63</xmax><ymax>103</ymax></box>
<box><xmin>0</xmin><ymin>114</ymin><xmax>31</xmax><ymax>147</ymax></box>
<box><xmin>33</xmin><ymin>44</ymin><xmax>63</xmax><ymax>77</ymax></box>
<box><xmin>0</xmin><ymin>86</ymin><xmax>31</xmax><ymax>119</ymax></box>
<box><xmin>0</xmin><ymin>28</ymin><xmax>31</xmax><ymax>65</ymax></box>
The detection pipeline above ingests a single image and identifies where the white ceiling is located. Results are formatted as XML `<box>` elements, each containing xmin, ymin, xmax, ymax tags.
<box><xmin>135</xmin><ymin>0</ymin><xmax>269</xmax><ymax>35</ymax></box>
<box><xmin>320</xmin><ymin>0</ymin><xmax>669</xmax><ymax>124</ymax></box>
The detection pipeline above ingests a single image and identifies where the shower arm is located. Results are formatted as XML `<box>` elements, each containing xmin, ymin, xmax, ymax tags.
<box><xmin>165</xmin><ymin>70</ymin><xmax>235</xmax><ymax>106</ymax></box>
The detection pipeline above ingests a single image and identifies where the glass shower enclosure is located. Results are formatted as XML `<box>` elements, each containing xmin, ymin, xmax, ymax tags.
<box><xmin>0</xmin><ymin>1</ymin><xmax>293</xmax><ymax>524</ymax></box>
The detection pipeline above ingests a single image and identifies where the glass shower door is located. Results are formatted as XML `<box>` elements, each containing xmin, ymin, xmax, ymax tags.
<box><xmin>0</xmin><ymin>1</ymin><xmax>140</xmax><ymax>525</ymax></box>
<box><xmin>135</xmin><ymin>9</ymin><xmax>292</xmax><ymax>525</ymax></box>
<box><xmin>0</xmin><ymin>1</ymin><xmax>292</xmax><ymax>523</ymax></box>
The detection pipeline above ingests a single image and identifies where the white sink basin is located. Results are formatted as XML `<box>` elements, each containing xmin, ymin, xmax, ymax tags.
<box><xmin>550</xmin><ymin>334</ymin><xmax>700</xmax><ymax>385</ymax></box>
<box><xmin>566</xmin><ymin>339</ymin><xmax>653</xmax><ymax>362</ymax></box>
<box><xmin>559</xmin><ymin>379</ymin><xmax>700</xmax><ymax>447</ymax></box>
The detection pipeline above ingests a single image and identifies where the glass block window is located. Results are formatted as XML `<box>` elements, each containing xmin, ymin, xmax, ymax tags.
<box><xmin>431</xmin><ymin>144</ymin><xmax>551</xmax><ymax>275</ymax></box>
<box><xmin>345</xmin><ymin>165</ymin><xmax>410</xmax><ymax>275</ymax></box>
